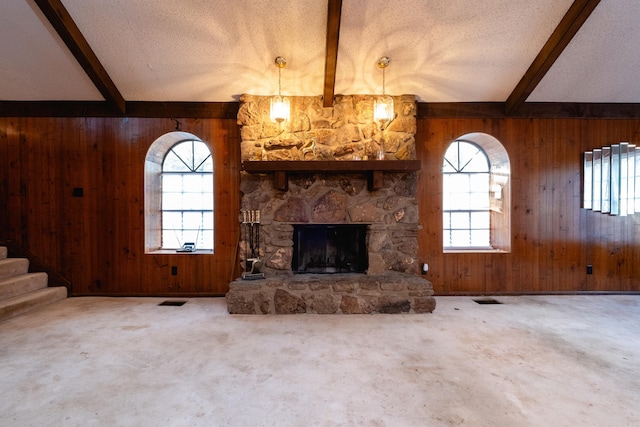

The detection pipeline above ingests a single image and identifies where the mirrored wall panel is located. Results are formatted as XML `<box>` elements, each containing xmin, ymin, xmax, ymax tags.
<box><xmin>583</xmin><ymin>142</ymin><xmax>639</xmax><ymax>216</ymax></box>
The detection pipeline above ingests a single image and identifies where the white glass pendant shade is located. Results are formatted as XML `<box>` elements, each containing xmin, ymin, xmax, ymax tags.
<box><xmin>270</xmin><ymin>56</ymin><xmax>290</xmax><ymax>123</ymax></box>
<box><xmin>374</xmin><ymin>95</ymin><xmax>394</xmax><ymax>124</ymax></box>
<box><xmin>270</xmin><ymin>95</ymin><xmax>290</xmax><ymax>123</ymax></box>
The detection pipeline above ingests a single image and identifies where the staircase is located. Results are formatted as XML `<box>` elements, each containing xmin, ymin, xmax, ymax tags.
<box><xmin>0</xmin><ymin>246</ymin><xmax>67</xmax><ymax>322</ymax></box>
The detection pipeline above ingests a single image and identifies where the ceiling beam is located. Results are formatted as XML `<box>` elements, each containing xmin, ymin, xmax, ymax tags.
<box><xmin>33</xmin><ymin>0</ymin><xmax>126</xmax><ymax>114</ymax></box>
<box><xmin>0</xmin><ymin>101</ymin><xmax>238</xmax><ymax>118</ymax></box>
<box><xmin>419</xmin><ymin>102</ymin><xmax>640</xmax><ymax>119</ymax></box>
<box><xmin>3</xmin><ymin>100</ymin><xmax>640</xmax><ymax>119</ymax></box>
<box><xmin>323</xmin><ymin>0</ymin><xmax>343</xmax><ymax>108</ymax></box>
<box><xmin>505</xmin><ymin>0</ymin><xmax>601</xmax><ymax>115</ymax></box>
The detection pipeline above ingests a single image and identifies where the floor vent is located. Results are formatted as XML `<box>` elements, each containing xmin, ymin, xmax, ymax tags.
<box><xmin>473</xmin><ymin>298</ymin><xmax>502</xmax><ymax>305</ymax></box>
<box><xmin>158</xmin><ymin>300</ymin><xmax>187</xmax><ymax>306</ymax></box>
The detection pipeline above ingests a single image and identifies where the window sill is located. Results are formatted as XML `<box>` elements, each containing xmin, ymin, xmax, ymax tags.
<box><xmin>145</xmin><ymin>249</ymin><xmax>214</xmax><ymax>255</ymax></box>
<box><xmin>444</xmin><ymin>247</ymin><xmax>510</xmax><ymax>254</ymax></box>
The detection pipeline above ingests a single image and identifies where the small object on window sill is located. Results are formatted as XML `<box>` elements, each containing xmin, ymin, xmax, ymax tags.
<box><xmin>176</xmin><ymin>243</ymin><xmax>196</xmax><ymax>252</ymax></box>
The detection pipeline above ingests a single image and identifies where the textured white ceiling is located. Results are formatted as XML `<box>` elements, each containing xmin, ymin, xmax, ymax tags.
<box><xmin>336</xmin><ymin>0</ymin><xmax>573</xmax><ymax>101</ymax></box>
<box><xmin>60</xmin><ymin>0</ymin><xmax>328</xmax><ymax>101</ymax></box>
<box><xmin>529</xmin><ymin>0</ymin><xmax>640</xmax><ymax>102</ymax></box>
<box><xmin>0</xmin><ymin>0</ymin><xmax>637</xmax><ymax>104</ymax></box>
<box><xmin>0</xmin><ymin>0</ymin><xmax>102</xmax><ymax>100</ymax></box>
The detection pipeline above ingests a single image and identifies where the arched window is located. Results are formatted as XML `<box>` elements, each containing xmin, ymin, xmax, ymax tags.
<box><xmin>145</xmin><ymin>132</ymin><xmax>214</xmax><ymax>253</ymax></box>
<box><xmin>442</xmin><ymin>133</ymin><xmax>511</xmax><ymax>252</ymax></box>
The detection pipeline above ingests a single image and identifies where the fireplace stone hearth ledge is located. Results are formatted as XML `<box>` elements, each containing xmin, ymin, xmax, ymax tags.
<box><xmin>226</xmin><ymin>272</ymin><xmax>435</xmax><ymax>315</ymax></box>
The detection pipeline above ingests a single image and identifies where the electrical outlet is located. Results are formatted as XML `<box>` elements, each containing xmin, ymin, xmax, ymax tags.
<box><xmin>586</xmin><ymin>264</ymin><xmax>593</xmax><ymax>275</ymax></box>
<box><xmin>171</xmin><ymin>266</ymin><xmax>178</xmax><ymax>276</ymax></box>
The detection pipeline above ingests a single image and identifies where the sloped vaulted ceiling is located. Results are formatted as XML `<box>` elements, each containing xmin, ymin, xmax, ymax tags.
<box><xmin>2</xmin><ymin>0</ymin><xmax>640</xmax><ymax>118</ymax></box>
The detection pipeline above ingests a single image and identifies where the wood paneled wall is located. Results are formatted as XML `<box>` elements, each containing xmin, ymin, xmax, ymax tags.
<box><xmin>417</xmin><ymin>117</ymin><xmax>640</xmax><ymax>294</ymax></box>
<box><xmin>0</xmin><ymin>117</ymin><xmax>240</xmax><ymax>296</ymax></box>
<box><xmin>1</xmin><ymin>115</ymin><xmax>639</xmax><ymax>296</ymax></box>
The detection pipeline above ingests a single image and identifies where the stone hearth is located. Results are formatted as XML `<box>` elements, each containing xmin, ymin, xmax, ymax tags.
<box><xmin>227</xmin><ymin>272</ymin><xmax>435</xmax><ymax>314</ymax></box>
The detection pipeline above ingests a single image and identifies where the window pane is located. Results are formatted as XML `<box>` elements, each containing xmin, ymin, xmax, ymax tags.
<box><xmin>450</xmin><ymin>212</ymin><xmax>470</xmax><ymax>229</ymax></box>
<box><xmin>464</xmin><ymin>154</ymin><xmax>489</xmax><ymax>172</ymax></box>
<box><xmin>202</xmin><ymin>193</ymin><xmax>214</xmax><ymax>209</ymax></box>
<box><xmin>451</xmin><ymin>230</ymin><xmax>470</xmax><ymax>246</ymax></box>
<box><xmin>193</xmin><ymin>144</ymin><xmax>212</xmax><ymax>172</ymax></box>
<box><xmin>469</xmin><ymin>175</ymin><xmax>490</xmax><ymax>192</ymax></box>
<box><xmin>183</xmin><ymin>174</ymin><xmax>203</xmax><ymax>190</ymax></box>
<box><xmin>446</xmin><ymin>194</ymin><xmax>466</xmax><ymax>210</ymax></box>
<box><xmin>163</xmin><ymin>151</ymin><xmax>188</xmax><ymax>172</ymax></box>
<box><xmin>443</xmin><ymin>141</ymin><xmax>489</xmax><ymax>173</ymax></box>
<box><xmin>470</xmin><ymin>229</ymin><xmax>490</xmax><ymax>246</ymax></box>
<box><xmin>470</xmin><ymin>193</ymin><xmax>490</xmax><ymax>209</ymax></box>
<box><xmin>201</xmin><ymin>229</ymin><xmax>214</xmax><ymax>249</ymax></box>
<box><xmin>172</xmin><ymin>142</ymin><xmax>195</xmax><ymax>170</ymax></box>
<box><xmin>163</xmin><ymin>192</ymin><xmax>183</xmax><ymax>210</ymax></box>
<box><xmin>583</xmin><ymin>152</ymin><xmax>593</xmax><ymax>209</ymax></box>
<box><xmin>448</xmin><ymin>173</ymin><xmax>469</xmax><ymax>189</ymax></box>
<box><xmin>443</xmin><ymin>145</ymin><xmax>460</xmax><ymax>172</ymax></box>
<box><xmin>457</xmin><ymin>143</ymin><xmax>481</xmax><ymax>169</ymax></box>
<box><xmin>162</xmin><ymin>230</ymin><xmax>181</xmax><ymax>248</ymax></box>
<box><xmin>442</xmin><ymin>160</ymin><xmax>457</xmax><ymax>173</ymax></box>
<box><xmin>470</xmin><ymin>211</ymin><xmax>490</xmax><ymax>228</ymax></box>
<box><xmin>203</xmin><ymin>211</ymin><xmax>214</xmax><ymax>227</ymax></box>
<box><xmin>163</xmin><ymin>212</ymin><xmax>182</xmax><ymax>230</ymax></box>
<box><xmin>162</xmin><ymin>174</ymin><xmax>183</xmax><ymax>191</ymax></box>
<box><xmin>182</xmin><ymin>193</ymin><xmax>202</xmax><ymax>210</ymax></box>
<box><xmin>202</xmin><ymin>174</ymin><xmax>213</xmax><ymax>192</ymax></box>
<box><xmin>443</xmin><ymin>229</ymin><xmax>452</xmax><ymax>246</ymax></box>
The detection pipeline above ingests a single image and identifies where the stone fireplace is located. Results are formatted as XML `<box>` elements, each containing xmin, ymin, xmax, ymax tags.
<box><xmin>226</xmin><ymin>94</ymin><xmax>435</xmax><ymax>314</ymax></box>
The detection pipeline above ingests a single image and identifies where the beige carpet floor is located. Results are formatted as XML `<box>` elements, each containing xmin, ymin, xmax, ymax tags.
<box><xmin>0</xmin><ymin>294</ymin><xmax>639</xmax><ymax>426</ymax></box>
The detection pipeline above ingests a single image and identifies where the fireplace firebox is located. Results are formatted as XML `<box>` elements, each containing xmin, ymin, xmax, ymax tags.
<box><xmin>292</xmin><ymin>224</ymin><xmax>368</xmax><ymax>274</ymax></box>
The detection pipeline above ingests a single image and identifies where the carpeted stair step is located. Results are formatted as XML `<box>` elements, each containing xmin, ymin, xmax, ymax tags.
<box><xmin>0</xmin><ymin>287</ymin><xmax>67</xmax><ymax>322</ymax></box>
<box><xmin>0</xmin><ymin>272</ymin><xmax>49</xmax><ymax>302</ymax></box>
<box><xmin>0</xmin><ymin>258</ymin><xmax>30</xmax><ymax>281</ymax></box>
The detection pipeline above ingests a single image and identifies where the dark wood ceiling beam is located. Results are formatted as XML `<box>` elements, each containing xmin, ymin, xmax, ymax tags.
<box><xmin>3</xmin><ymin>100</ymin><xmax>640</xmax><ymax>119</ymax></box>
<box><xmin>33</xmin><ymin>0</ymin><xmax>126</xmax><ymax>114</ymax></box>
<box><xmin>505</xmin><ymin>0</ymin><xmax>601</xmax><ymax>115</ymax></box>
<box><xmin>323</xmin><ymin>0</ymin><xmax>343</xmax><ymax>108</ymax></box>
<box><xmin>0</xmin><ymin>101</ymin><xmax>238</xmax><ymax>118</ymax></box>
<box><xmin>419</xmin><ymin>102</ymin><xmax>640</xmax><ymax>119</ymax></box>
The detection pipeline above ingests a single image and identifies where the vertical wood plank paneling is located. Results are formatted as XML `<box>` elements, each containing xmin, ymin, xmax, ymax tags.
<box><xmin>1</xmin><ymin>115</ymin><xmax>638</xmax><ymax>296</ymax></box>
<box><xmin>417</xmin><ymin>117</ymin><xmax>640</xmax><ymax>294</ymax></box>
<box><xmin>1</xmin><ymin>117</ymin><xmax>240</xmax><ymax>296</ymax></box>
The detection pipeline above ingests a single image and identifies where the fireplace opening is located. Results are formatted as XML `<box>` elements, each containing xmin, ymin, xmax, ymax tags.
<box><xmin>292</xmin><ymin>224</ymin><xmax>368</xmax><ymax>274</ymax></box>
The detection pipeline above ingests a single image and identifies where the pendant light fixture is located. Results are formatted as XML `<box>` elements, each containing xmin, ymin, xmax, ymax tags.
<box><xmin>270</xmin><ymin>56</ymin><xmax>290</xmax><ymax>123</ymax></box>
<box><xmin>373</xmin><ymin>56</ymin><xmax>394</xmax><ymax>127</ymax></box>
